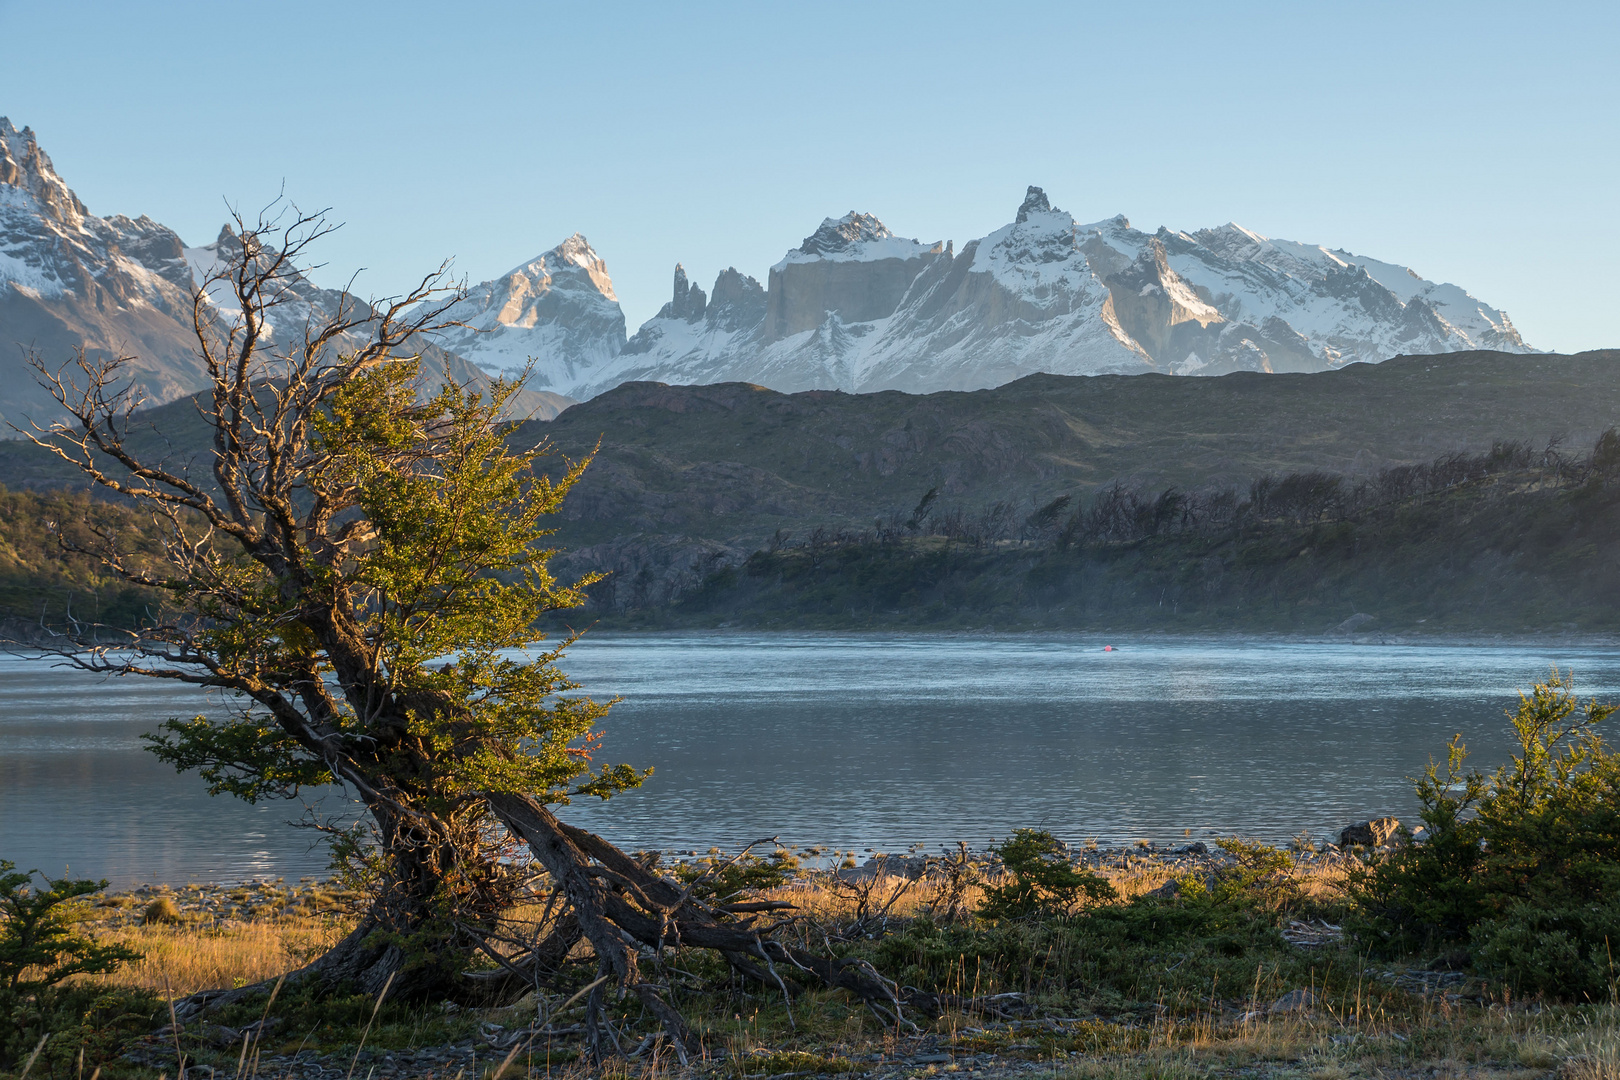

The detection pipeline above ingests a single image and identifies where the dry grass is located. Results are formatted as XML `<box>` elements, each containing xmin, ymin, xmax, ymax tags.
<box><xmin>89</xmin><ymin>914</ymin><xmax>351</xmax><ymax>995</ymax></box>
<box><xmin>736</xmin><ymin>849</ymin><xmax>1354</xmax><ymax>923</ymax></box>
<box><xmin>49</xmin><ymin>858</ymin><xmax>1606</xmax><ymax>1080</ymax></box>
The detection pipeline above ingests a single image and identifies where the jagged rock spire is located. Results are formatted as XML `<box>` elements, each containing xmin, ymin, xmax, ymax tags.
<box><xmin>0</xmin><ymin>117</ymin><xmax>87</xmax><ymax>227</ymax></box>
<box><xmin>662</xmin><ymin>263</ymin><xmax>707</xmax><ymax>322</ymax></box>
<box><xmin>1016</xmin><ymin>185</ymin><xmax>1059</xmax><ymax>224</ymax></box>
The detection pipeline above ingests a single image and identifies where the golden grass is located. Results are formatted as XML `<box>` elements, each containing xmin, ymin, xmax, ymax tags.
<box><xmin>87</xmin><ymin>913</ymin><xmax>352</xmax><ymax>996</ymax></box>
<box><xmin>52</xmin><ymin>857</ymin><xmax>1587</xmax><ymax>1080</ymax></box>
<box><xmin>66</xmin><ymin>850</ymin><xmax>1353</xmax><ymax>1000</ymax></box>
<box><xmin>738</xmin><ymin>852</ymin><xmax>1354</xmax><ymax>923</ymax></box>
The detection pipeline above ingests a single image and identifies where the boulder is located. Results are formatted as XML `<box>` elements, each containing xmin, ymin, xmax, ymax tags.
<box><xmin>837</xmin><ymin>855</ymin><xmax>927</xmax><ymax>882</ymax></box>
<box><xmin>1269</xmin><ymin>989</ymin><xmax>1318</xmax><ymax>1014</ymax></box>
<box><xmin>1339</xmin><ymin>817</ymin><xmax>1400</xmax><ymax>847</ymax></box>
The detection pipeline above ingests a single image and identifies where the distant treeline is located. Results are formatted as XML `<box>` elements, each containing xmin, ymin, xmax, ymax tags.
<box><xmin>0</xmin><ymin>486</ymin><xmax>167</xmax><ymax>633</ymax></box>
<box><xmin>774</xmin><ymin>431</ymin><xmax>1620</xmax><ymax>555</ymax></box>
<box><xmin>612</xmin><ymin>430</ymin><xmax>1620</xmax><ymax>632</ymax></box>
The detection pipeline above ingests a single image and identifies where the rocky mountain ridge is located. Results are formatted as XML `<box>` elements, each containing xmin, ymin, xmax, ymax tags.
<box><xmin>446</xmin><ymin>186</ymin><xmax>1533</xmax><ymax>399</ymax></box>
<box><xmin>0</xmin><ymin>117</ymin><xmax>1539</xmax><ymax>421</ymax></box>
<box><xmin>0</xmin><ymin>118</ymin><xmax>570</xmax><ymax>430</ymax></box>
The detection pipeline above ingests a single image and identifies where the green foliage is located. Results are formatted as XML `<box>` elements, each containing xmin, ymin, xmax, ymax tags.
<box><xmin>1352</xmin><ymin>671</ymin><xmax>1620</xmax><ymax>998</ymax></box>
<box><xmin>144</xmin><ymin>369</ymin><xmax>637</xmax><ymax>812</ymax></box>
<box><xmin>979</xmin><ymin>830</ymin><xmax>1116</xmax><ymax>920</ymax></box>
<box><xmin>880</xmin><ymin>863</ymin><xmax>1336</xmax><ymax>1017</ymax></box>
<box><xmin>0</xmin><ymin>860</ymin><xmax>150</xmax><ymax>1069</ymax></box>
<box><xmin>1179</xmin><ymin>838</ymin><xmax>1306</xmax><ymax>912</ymax></box>
<box><xmin>143</xmin><ymin>714</ymin><xmax>334</xmax><ymax>802</ymax></box>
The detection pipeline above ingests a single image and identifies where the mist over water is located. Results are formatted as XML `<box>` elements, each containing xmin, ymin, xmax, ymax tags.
<box><xmin>3</xmin><ymin>635</ymin><xmax>1617</xmax><ymax>886</ymax></box>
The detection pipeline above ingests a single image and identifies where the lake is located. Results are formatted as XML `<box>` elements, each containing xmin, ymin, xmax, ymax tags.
<box><xmin>2</xmin><ymin>634</ymin><xmax>1616</xmax><ymax>886</ymax></box>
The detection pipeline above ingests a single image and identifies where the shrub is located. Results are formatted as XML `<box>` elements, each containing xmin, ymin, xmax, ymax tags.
<box><xmin>142</xmin><ymin>895</ymin><xmax>182</xmax><ymax>924</ymax></box>
<box><xmin>1175</xmin><ymin>838</ymin><xmax>1305</xmax><ymax>912</ymax></box>
<box><xmin>0</xmin><ymin>860</ymin><xmax>150</xmax><ymax>1069</ymax></box>
<box><xmin>1351</xmin><ymin>670</ymin><xmax>1620</xmax><ymax>998</ymax></box>
<box><xmin>979</xmin><ymin>829</ymin><xmax>1115</xmax><ymax>920</ymax></box>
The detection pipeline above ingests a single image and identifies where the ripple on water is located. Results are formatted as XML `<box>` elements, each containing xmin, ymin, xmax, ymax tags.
<box><xmin>2</xmin><ymin>634</ymin><xmax>1616</xmax><ymax>884</ymax></box>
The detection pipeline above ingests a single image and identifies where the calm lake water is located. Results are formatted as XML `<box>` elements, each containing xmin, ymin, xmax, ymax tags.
<box><xmin>2</xmin><ymin>634</ymin><xmax>1617</xmax><ymax>886</ymax></box>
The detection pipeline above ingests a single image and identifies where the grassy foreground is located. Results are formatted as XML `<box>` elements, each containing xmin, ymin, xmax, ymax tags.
<box><xmin>13</xmin><ymin>848</ymin><xmax>1620</xmax><ymax>1080</ymax></box>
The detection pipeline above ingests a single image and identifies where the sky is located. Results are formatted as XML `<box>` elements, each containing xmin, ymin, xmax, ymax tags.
<box><xmin>1</xmin><ymin>0</ymin><xmax>1616</xmax><ymax>352</ymax></box>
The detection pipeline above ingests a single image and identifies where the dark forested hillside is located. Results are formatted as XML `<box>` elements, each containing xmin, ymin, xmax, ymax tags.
<box><xmin>525</xmin><ymin>349</ymin><xmax>1620</xmax><ymax>550</ymax></box>
<box><xmin>4</xmin><ymin>349</ymin><xmax>1620</xmax><ymax>634</ymax></box>
<box><xmin>0</xmin><ymin>486</ymin><xmax>166</xmax><ymax>632</ymax></box>
<box><xmin>579</xmin><ymin>439</ymin><xmax>1620</xmax><ymax>634</ymax></box>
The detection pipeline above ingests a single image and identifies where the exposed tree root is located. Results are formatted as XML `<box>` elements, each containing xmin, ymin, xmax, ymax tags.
<box><xmin>488</xmin><ymin>792</ymin><xmax>919</xmax><ymax>1059</ymax></box>
<box><xmin>180</xmin><ymin>794</ymin><xmax>927</xmax><ymax>1061</ymax></box>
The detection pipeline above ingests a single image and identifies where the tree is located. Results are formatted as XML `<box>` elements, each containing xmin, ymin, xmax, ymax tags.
<box><xmin>24</xmin><ymin>205</ymin><xmax>634</xmax><ymax>997</ymax></box>
<box><xmin>22</xmin><ymin>207</ymin><xmax>912</xmax><ymax>1060</ymax></box>
<box><xmin>1351</xmin><ymin>670</ymin><xmax>1620</xmax><ymax>998</ymax></box>
<box><xmin>0</xmin><ymin>862</ymin><xmax>144</xmax><ymax>1070</ymax></box>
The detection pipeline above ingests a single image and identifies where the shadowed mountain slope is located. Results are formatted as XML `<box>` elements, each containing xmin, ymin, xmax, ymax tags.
<box><xmin>526</xmin><ymin>350</ymin><xmax>1620</xmax><ymax>549</ymax></box>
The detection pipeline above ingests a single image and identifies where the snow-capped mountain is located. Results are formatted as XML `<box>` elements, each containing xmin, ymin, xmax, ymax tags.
<box><xmin>429</xmin><ymin>234</ymin><xmax>626</xmax><ymax>395</ymax></box>
<box><xmin>2</xmin><ymin>113</ymin><xmax>1534</xmax><ymax>423</ymax></box>
<box><xmin>0</xmin><ymin>118</ymin><xmax>568</xmax><ymax>432</ymax></box>
<box><xmin>0</xmin><ymin>117</ymin><xmax>213</xmax><ymax>429</ymax></box>
<box><xmin>446</xmin><ymin>186</ymin><xmax>1530</xmax><ymax>400</ymax></box>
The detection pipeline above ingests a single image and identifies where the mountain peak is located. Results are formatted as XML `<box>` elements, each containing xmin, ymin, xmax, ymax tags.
<box><xmin>550</xmin><ymin>232</ymin><xmax>602</xmax><ymax>267</ymax></box>
<box><xmin>660</xmin><ymin>263</ymin><xmax>707</xmax><ymax>322</ymax></box>
<box><xmin>797</xmin><ymin>212</ymin><xmax>894</xmax><ymax>256</ymax></box>
<box><xmin>506</xmin><ymin>233</ymin><xmax>617</xmax><ymax>302</ymax></box>
<box><xmin>1016</xmin><ymin>185</ymin><xmax>1062</xmax><ymax>224</ymax></box>
<box><xmin>0</xmin><ymin>117</ymin><xmax>87</xmax><ymax>227</ymax></box>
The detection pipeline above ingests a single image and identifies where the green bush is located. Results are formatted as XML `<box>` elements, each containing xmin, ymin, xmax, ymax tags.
<box><xmin>877</xmin><ymin>839</ymin><xmax>1339</xmax><ymax>1017</ymax></box>
<box><xmin>1176</xmin><ymin>838</ymin><xmax>1306</xmax><ymax>912</ymax></box>
<box><xmin>0</xmin><ymin>860</ymin><xmax>154</xmax><ymax>1070</ymax></box>
<box><xmin>1351</xmin><ymin>670</ymin><xmax>1620</xmax><ymax>998</ymax></box>
<box><xmin>979</xmin><ymin>829</ymin><xmax>1115</xmax><ymax>920</ymax></box>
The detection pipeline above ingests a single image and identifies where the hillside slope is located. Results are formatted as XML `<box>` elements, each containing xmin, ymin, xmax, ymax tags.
<box><xmin>634</xmin><ymin>465</ymin><xmax>1620</xmax><ymax>635</ymax></box>
<box><xmin>3</xmin><ymin>349</ymin><xmax>1617</xmax><ymax>632</ymax></box>
<box><xmin>524</xmin><ymin>350</ymin><xmax>1619</xmax><ymax>546</ymax></box>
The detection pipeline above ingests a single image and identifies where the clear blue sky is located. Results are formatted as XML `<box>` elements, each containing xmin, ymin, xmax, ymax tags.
<box><xmin>2</xmin><ymin>0</ymin><xmax>1615</xmax><ymax>352</ymax></box>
